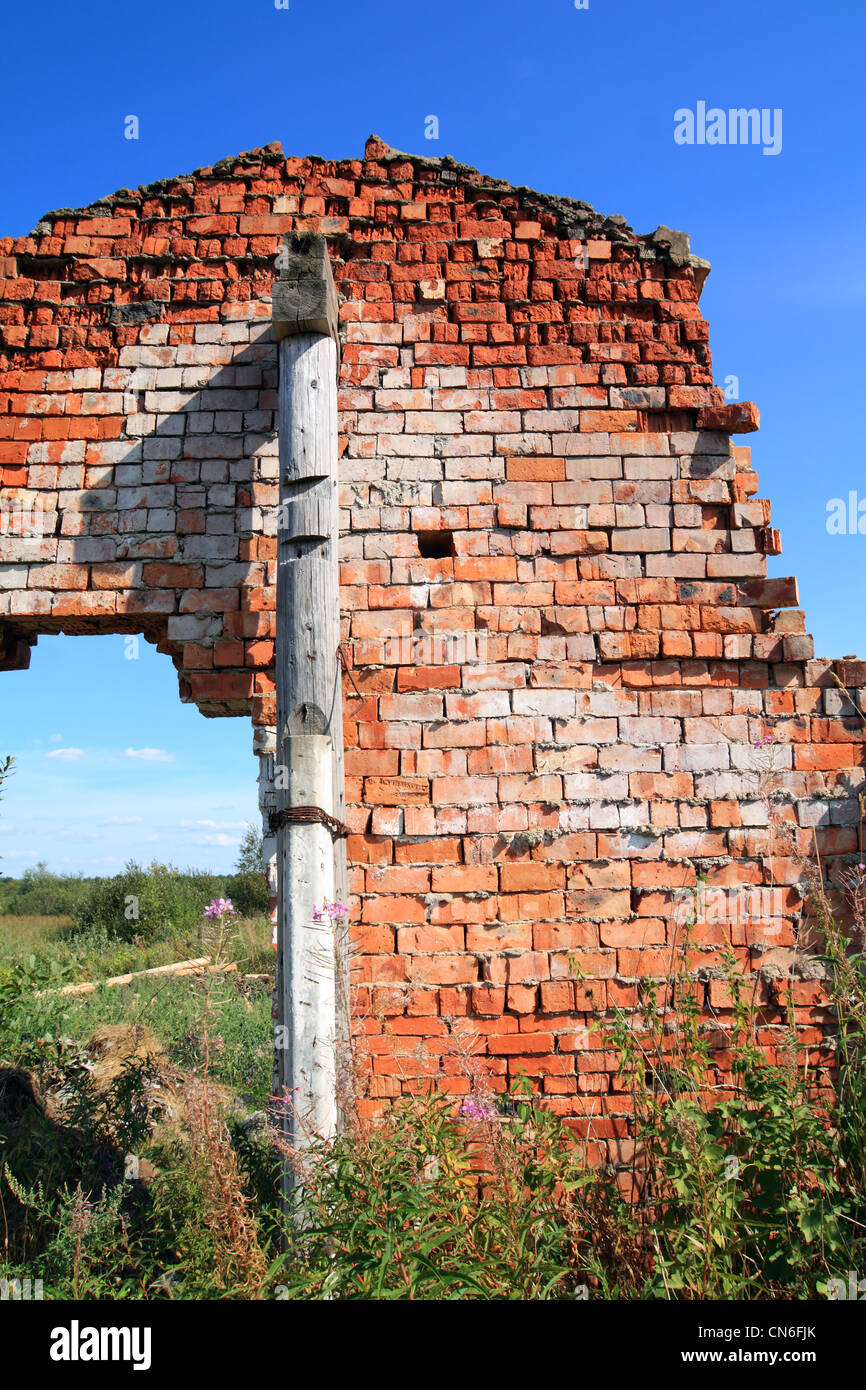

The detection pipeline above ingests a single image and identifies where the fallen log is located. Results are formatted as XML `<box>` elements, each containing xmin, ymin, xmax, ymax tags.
<box><xmin>36</xmin><ymin>956</ymin><xmax>238</xmax><ymax>998</ymax></box>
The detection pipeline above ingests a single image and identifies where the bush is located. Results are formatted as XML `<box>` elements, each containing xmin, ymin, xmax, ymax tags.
<box><xmin>0</xmin><ymin>954</ymin><xmax>275</xmax><ymax>1300</ymax></box>
<box><xmin>278</xmin><ymin>1089</ymin><xmax>583</xmax><ymax>1300</ymax></box>
<box><xmin>1</xmin><ymin>862</ymin><xmax>92</xmax><ymax>918</ymax></box>
<box><xmin>70</xmin><ymin>862</ymin><xmax>270</xmax><ymax>944</ymax></box>
<box><xmin>72</xmin><ymin>861</ymin><xmax>225</xmax><ymax>943</ymax></box>
<box><xmin>222</xmin><ymin>871</ymin><xmax>270</xmax><ymax>919</ymax></box>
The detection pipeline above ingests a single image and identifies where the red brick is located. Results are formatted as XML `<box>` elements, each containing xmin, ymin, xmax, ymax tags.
<box><xmin>0</xmin><ymin>139</ymin><xmax>845</xmax><ymax>1135</ymax></box>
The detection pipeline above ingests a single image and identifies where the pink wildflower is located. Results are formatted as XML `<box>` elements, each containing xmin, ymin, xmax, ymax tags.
<box><xmin>204</xmin><ymin>897</ymin><xmax>235</xmax><ymax>919</ymax></box>
<box><xmin>459</xmin><ymin>1097</ymin><xmax>497</xmax><ymax>1121</ymax></box>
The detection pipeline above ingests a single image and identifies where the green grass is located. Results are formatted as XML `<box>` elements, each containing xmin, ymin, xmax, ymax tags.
<box><xmin>0</xmin><ymin>944</ymin><xmax>278</xmax><ymax>1299</ymax></box>
<box><xmin>0</xmin><ymin>913</ymin><xmax>73</xmax><ymax>954</ymax></box>
<box><xmin>0</xmin><ymin>910</ymin><xmax>276</xmax><ymax>1106</ymax></box>
<box><xmin>0</xmin><ymin>911</ymin><xmax>275</xmax><ymax>983</ymax></box>
<box><xmin>3</xmin><ymin>837</ymin><xmax>863</xmax><ymax>1300</ymax></box>
<box><xmin>68</xmin><ymin>974</ymin><xmax>275</xmax><ymax>1107</ymax></box>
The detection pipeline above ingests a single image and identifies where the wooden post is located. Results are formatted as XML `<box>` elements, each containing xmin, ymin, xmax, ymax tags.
<box><xmin>272</xmin><ymin>234</ymin><xmax>345</xmax><ymax>1176</ymax></box>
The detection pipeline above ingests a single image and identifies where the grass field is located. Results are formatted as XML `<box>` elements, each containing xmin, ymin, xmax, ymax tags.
<box><xmin>0</xmin><ymin>910</ymin><xmax>276</xmax><ymax>1106</ymax></box>
<box><xmin>0</xmin><ymin>913</ymin><xmax>74</xmax><ymax>954</ymax></box>
<box><xmin>0</xmin><ymin>910</ymin><xmax>275</xmax><ymax>982</ymax></box>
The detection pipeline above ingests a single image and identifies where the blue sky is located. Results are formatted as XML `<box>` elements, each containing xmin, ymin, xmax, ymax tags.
<box><xmin>1</xmin><ymin>0</ymin><xmax>864</xmax><ymax>873</ymax></box>
<box><xmin>0</xmin><ymin>636</ymin><xmax>259</xmax><ymax>876</ymax></box>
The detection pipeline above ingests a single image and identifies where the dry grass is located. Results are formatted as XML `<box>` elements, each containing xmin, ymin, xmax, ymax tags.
<box><xmin>0</xmin><ymin>913</ymin><xmax>73</xmax><ymax>953</ymax></box>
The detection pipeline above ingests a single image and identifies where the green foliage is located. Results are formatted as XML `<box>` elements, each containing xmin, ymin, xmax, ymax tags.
<box><xmin>275</xmin><ymin>916</ymin><xmax>866</xmax><ymax>1301</ymax></box>
<box><xmin>0</xmin><ymin>952</ymin><xmax>74</xmax><ymax>1073</ymax></box>
<box><xmin>278</xmin><ymin>1092</ymin><xmax>582</xmax><ymax>1300</ymax></box>
<box><xmin>234</xmin><ymin>824</ymin><xmax>264</xmax><ymax>875</ymax></box>
<box><xmin>4</xmin><ymin>1173</ymin><xmax>134</xmax><ymax>1300</ymax></box>
<box><xmin>0</xmin><ymin>754</ymin><xmax>14</xmax><ymax>875</ymax></box>
<box><xmin>66</xmin><ymin>861</ymin><xmax>269</xmax><ymax>944</ymax></box>
<box><xmin>222</xmin><ymin>870</ymin><xmax>269</xmax><ymax>919</ymax></box>
<box><xmin>0</xmin><ymin>860</ymin><xmax>268</xmax><ymax>943</ymax></box>
<box><xmin>73</xmin><ymin>976</ymin><xmax>274</xmax><ymax>1104</ymax></box>
<box><xmin>0</xmin><ymin>955</ymin><xmax>275</xmax><ymax>1300</ymax></box>
<box><xmin>1</xmin><ymin>838</ymin><xmax>866</xmax><ymax>1300</ymax></box>
<box><xmin>582</xmin><ymin>934</ymin><xmax>865</xmax><ymax>1300</ymax></box>
<box><xmin>1</xmin><ymin>862</ymin><xmax>93</xmax><ymax>918</ymax></box>
<box><xmin>72</xmin><ymin>861</ymin><xmax>226</xmax><ymax>943</ymax></box>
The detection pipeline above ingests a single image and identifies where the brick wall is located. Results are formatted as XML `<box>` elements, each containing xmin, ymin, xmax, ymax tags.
<box><xmin>1</xmin><ymin>136</ymin><xmax>863</xmax><ymax>1151</ymax></box>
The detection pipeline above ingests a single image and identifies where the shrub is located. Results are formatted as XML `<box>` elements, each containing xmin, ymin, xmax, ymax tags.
<box><xmin>1</xmin><ymin>862</ymin><xmax>92</xmax><ymax>918</ymax></box>
<box><xmin>72</xmin><ymin>861</ymin><xmax>225</xmax><ymax>943</ymax></box>
<box><xmin>69</xmin><ymin>862</ymin><xmax>269</xmax><ymax>944</ymax></box>
<box><xmin>222</xmin><ymin>871</ymin><xmax>269</xmax><ymax>919</ymax></box>
<box><xmin>0</xmin><ymin>947</ymin><xmax>274</xmax><ymax>1299</ymax></box>
<box><xmin>277</xmin><ymin>1089</ymin><xmax>584</xmax><ymax>1300</ymax></box>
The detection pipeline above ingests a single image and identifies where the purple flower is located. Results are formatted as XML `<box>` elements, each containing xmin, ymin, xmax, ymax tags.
<box><xmin>313</xmin><ymin>899</ymin><xmax>349</xmax><ymax>923</ymax></box>
<box><xmin>204</xmin><ymin>897</ymin><xmax>235</xmax><ymax>919</ymax></box>
<box><xmin>459</xmin><ymin>1097</ymin><xmax>497</xmax><ymax>1121</ymax></box>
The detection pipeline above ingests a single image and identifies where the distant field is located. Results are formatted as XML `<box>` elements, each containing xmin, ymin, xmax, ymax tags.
<box><xmin>0</xmin><ymin>913</ymin><xmax>74</xmax><ymax>953</ymax></box>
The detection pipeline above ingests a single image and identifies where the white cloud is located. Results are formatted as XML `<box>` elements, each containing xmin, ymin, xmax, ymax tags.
<box><xmin>49</xmin><ymin>734</ymin><xmax>63</xmax><ymax>744</ymax></box>
<box><xmin>197</xmin><ymin>833</ymin><xmax>242</xmax><ymax>847</ymax></box>
<box><xmin>124</xmin><ymin>748</ymin><xmax>174</xmax><ymax>763</ymax></box>
<box><xmin>99</xmin><ymin>816</ymin><xmax>144</xmax><ymax>826</ymax></box>
<box><xmin>45</xmin><ymin>747</ymin><xmax>85</xmax><ymax>762</ymax></box>
<box><xmin>181</xmin><ymin>819</ymin><xmax>248</xmax><ymax>831</ymax></box>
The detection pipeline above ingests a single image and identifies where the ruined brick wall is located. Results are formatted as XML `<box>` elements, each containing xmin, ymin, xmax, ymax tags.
<box><xmin>2</xmin><ymin>136</ymin><xmax>863</xmax><ymax>1152</ymax></box>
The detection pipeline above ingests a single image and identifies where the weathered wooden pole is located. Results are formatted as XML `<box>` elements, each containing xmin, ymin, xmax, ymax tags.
<box><xmin>271</xmin><ymin>233</ymin><xmax>346</xmax><ymax>1179</ymax></box>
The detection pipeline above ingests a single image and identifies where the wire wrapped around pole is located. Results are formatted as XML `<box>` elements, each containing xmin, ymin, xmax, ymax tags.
<box><xmin>268</xmin><ymin>804</ymin><xmax>349</xmax><ymax>839</ymax></box>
